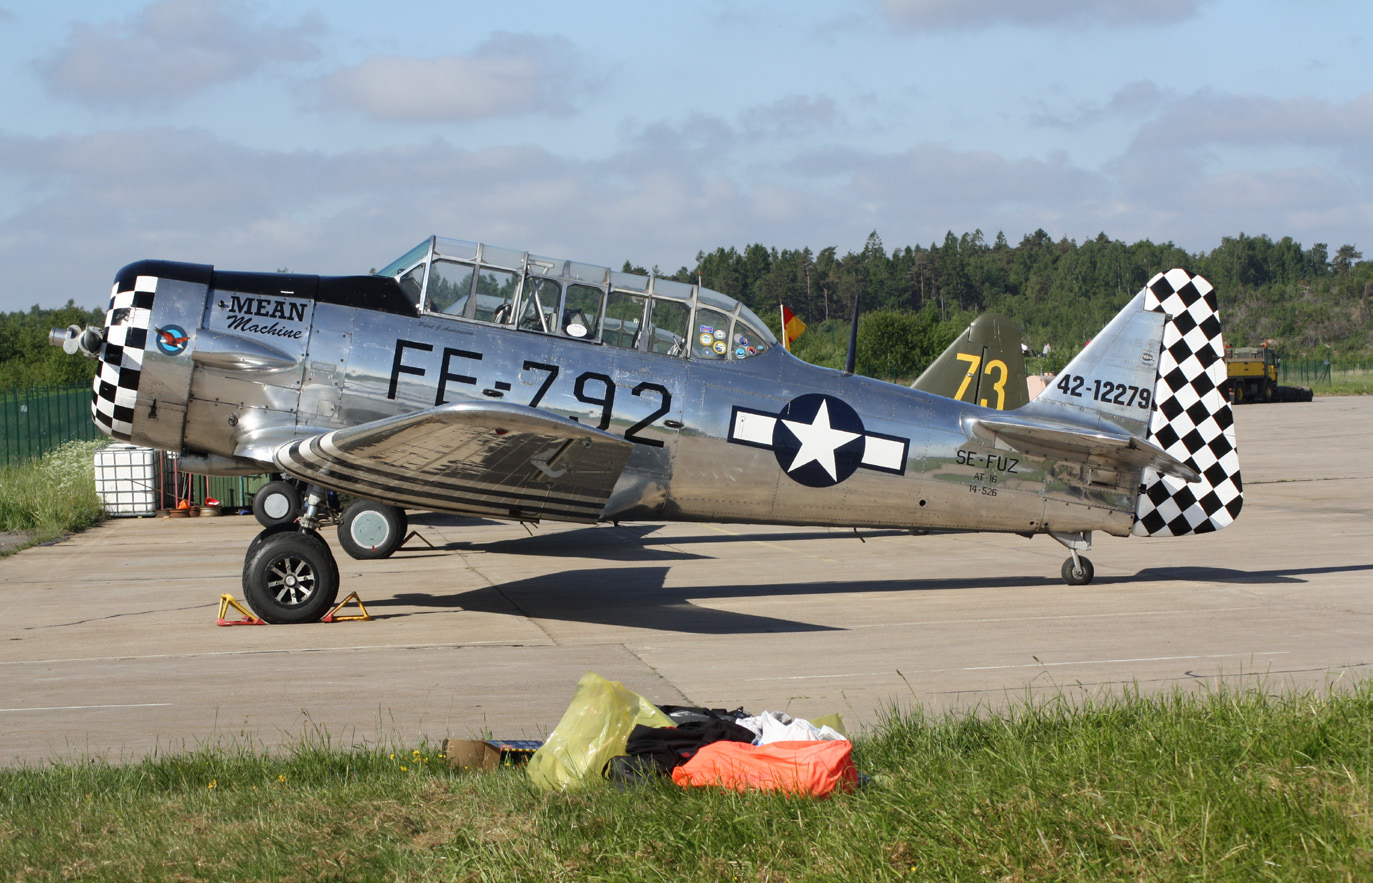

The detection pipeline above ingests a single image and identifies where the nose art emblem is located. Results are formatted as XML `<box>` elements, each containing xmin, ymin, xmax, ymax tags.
<box><xmin>154</xmin><ymin>324</ymin><xmax>190</xmax><ymax>355</ymax></box>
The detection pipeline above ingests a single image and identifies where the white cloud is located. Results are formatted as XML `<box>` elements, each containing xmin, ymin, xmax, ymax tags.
<box><xmin>36</xmin><ymin>0</ymin><xmax>323</xmax><ymax>108</ymax></box>
<box><xmin>877</xmin><ymin>0</ymin><xmax>1211</xmax><ymax>30</ymax></box>
<box><xmin>317</xmin><ymin>32</ymin><xmax>596</xmax><ymax>122</ymax></box>
<box><xmin>740</xmin><ymin>96</ymin><xmax>841</xmax><ymax>140</ymax></box>
<box><xmin>1031</xmin><ymin>81</ymin><xmax>1170</xmax><ymax>130</ymax></box>
<box><xmin>1130</xmin><ymin>90</ymin><xmax>1373</xmax><ymax>161</ymax></box>
<box><xmin>4</xmin><ymin>83</ymin><xmax>1373</xmax><ymax>314</ymax></box>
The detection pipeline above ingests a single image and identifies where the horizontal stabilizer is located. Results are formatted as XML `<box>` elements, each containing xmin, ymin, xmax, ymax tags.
<box><xmin>967</xmin><ymin>414</ymin><xmax>1200</xmax><ymax>482</ymax></box>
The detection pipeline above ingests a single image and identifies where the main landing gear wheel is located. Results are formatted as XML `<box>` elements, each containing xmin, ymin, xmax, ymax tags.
<box><xmin>252</xmin><ymin>480</ymin><xmax>302</xmax><ymax>528</ymax></box>
<box><xmin>1061</xmin><ymin>555</ymin><xmax>1095</xmax><ymax>586</ymax></box>
<box><xmin>245</xmin><ymin>522</ymin><xmax>305</xmax><ymax>560</ymax></box>
<box><xmin>243</xmin><ymin>529</ymin><xmax>339</xmax><ymax>624</ymax></box>
<box><xmin>337</xmin><ymin>501</ymin><xmax>408</xmax><ymax>560</ymax></box>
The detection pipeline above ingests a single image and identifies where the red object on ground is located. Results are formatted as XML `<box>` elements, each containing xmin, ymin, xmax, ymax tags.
<box><xmin>671</xmin><ymin>740</ymin><xmax>857</xmax><ymax>797</ymax></box>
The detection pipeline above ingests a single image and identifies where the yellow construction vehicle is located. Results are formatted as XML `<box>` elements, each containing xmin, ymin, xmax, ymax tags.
<box><xmin>1221</xmin><ymin>342</ymin><xmax>1312</xmax><ymax>403</ymax></box>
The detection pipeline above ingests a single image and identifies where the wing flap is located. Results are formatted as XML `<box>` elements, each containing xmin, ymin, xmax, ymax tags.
<box><xmin>967</xmin><ymin>415</ymin><xmax>1201</xmax><ymax>482</ymax></box>
<box><xmin>275</xmin><ymin>402</ymin><xmax>635</xmax><ymax>522</ymax></box>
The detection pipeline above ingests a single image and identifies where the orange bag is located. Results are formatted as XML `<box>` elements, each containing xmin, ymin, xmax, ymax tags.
<box><xmin>671</xmin><ymin>739</ymin><xmax>857</xmax><ymax>798</ymax></box>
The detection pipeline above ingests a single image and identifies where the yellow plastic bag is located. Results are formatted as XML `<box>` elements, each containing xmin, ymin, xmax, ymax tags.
<box><xmin>527</xmin><ymin>671</ymin><xmax>673</xmax><ymax>791</ymax></box>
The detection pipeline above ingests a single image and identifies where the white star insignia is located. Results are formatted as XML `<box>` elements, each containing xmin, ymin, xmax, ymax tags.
<box><xmin>780</xmin><ymin>400</ymin><xmax>861</xmax><ymax>480</ymax></box>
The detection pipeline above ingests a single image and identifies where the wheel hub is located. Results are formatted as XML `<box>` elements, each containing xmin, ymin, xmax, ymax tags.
<box><xmin>267</xmin><ymin>556</ymin><xmax>316</xmax><ymax>605</ymax></box>
<box><xmin>350</xmin><ymin>511</ymin><xmax>391</xmax><ymax>548</ymax></box>
<box><xmin>262</xmin><ymin>492</ymin><xmax>292</xmax><ymax>520</ymax></box>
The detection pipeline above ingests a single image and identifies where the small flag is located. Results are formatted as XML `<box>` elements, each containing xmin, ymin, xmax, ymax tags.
<box><xmin>781</xmin><ymin>305</ymin><xmax>807</xmax><ymax>351</ymax></box>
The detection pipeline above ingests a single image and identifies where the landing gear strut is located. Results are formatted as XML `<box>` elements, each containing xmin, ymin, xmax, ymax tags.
<box><xmin>243</xmin><ymin>484</ymin><xmax>340</xmax><ymax>624</ymax></box>
<box><xmin>1051</xmin><ymin>531</ymin><xmax>1095</xmax><ymax>586</ymax></box>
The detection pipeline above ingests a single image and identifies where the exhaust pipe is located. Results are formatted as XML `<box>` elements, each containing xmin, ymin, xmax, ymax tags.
<box><xmin>49</xmin><ymin>324</ymin><xmax>104</xmax><ymax>358</ymax></box>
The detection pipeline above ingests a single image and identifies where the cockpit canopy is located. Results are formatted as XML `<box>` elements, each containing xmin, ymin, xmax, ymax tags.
<box><xmin>376</xmin><ymin>236</ymin><xmax>777</xmax><ymax>361</ymax></box>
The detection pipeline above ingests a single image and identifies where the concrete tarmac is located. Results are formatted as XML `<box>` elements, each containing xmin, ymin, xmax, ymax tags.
<box><xmin>2</xmin><ymin>397</ymin><xmax>1371</xmax><ymax>765</ymax></box>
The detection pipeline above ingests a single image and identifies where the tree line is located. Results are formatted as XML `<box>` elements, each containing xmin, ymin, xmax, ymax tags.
<box><xmin>0</xmin><ymin>302</ymin><xmax>105</xmax><ymax>389</ymax></box>
<box><xmin>4</xmin><ymin>230</ymin><xmax>1369</xmax><ymax>388</ymax></box>
<box><xmin>632</xmin><ymin>230</ymin><xmax>1371</xmax><ymax>377</ymax></box>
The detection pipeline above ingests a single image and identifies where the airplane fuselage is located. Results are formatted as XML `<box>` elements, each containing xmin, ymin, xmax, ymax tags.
<box><xmin>124</xmin><ymin>260</ymin><xmax>1134</xmax><ymax>540</ymax></box>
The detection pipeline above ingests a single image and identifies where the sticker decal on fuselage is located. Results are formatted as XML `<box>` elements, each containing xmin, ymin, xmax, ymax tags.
<box><xmin>727</xmin><ymin>393</ymin><xmax>908</xmax><ymax>487</ymax></box>
<box><xmin>154</xmin><ymin>324</ymin><xmax>189</xmax><ymax>355</ymax></box>
<box><xmin>209</xmin><ymin>293</ymin><xmax>312</xmax><ymax>342</ymax></box>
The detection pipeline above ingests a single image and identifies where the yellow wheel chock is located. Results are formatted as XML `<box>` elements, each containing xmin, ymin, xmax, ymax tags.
<box><xmin>216</xmin><ymin>592</ymin><xmax>370</xmax><ymax>625</ymax></box>
<box><xmin>217</xmin><ymin>594</ymin><xmax>265</xmax><ymax>626</ymax></box>
<box><xmin>322</xmin><ymin>591</ymin><xmax>371</xmax><ymax>623</ymax></box>
<box><xmin>399</xmin><ymin>530</ymin><xmax>435</xmax><ymax>549</ymax></box>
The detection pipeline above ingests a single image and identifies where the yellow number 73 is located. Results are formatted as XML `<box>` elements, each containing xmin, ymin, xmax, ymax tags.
<box><xmin>954</xmin><ymin>353</ymin><xmax>1010</xmax><ymax>410</ymax></box>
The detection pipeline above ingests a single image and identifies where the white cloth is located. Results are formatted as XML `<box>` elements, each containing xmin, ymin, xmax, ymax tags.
<box><xmin>735</xmin><ymin>710</ymin><xmax>846</xmax><ymax>745</ymax></box>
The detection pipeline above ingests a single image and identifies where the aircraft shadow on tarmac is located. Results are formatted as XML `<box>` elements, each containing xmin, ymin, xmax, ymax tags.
<box><xmin>1119</xmin><ymin>563</ymin><xmax>1373</xmax><ymax>584</ymax></box>
<box><xmin>358</xmin><ymin>561</ymin><xmax>1373</xmax><ymax>635</ymax></box>
<box><xmin>364</xmin><ymin>566</ymin><xmax>839</xmax><ymax>634</ymax></box>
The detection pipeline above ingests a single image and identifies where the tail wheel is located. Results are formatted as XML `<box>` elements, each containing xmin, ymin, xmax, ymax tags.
<box><xmin>243</xmin><ymin>529</ymin><xmax>339</xmax><ymax>624</ymax></box>
<box><xmin>252</xmin><ymin>480</ymin><xmax>302</xmax><ymax>528</ymax></box>
<box><xmin>1061</xmin><ymin>555</ymin><xmax>1094</xmax><ymax>586</ymax></box>
<box><xmin>337</xmin><ymin>500</ymin><xmax>408</xmax><ymax>560</ymax></box>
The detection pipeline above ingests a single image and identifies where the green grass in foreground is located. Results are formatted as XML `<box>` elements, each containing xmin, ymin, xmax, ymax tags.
<box><xmin>0</xmin><ymin>439</ymin><xmax>105</xmax><ymax>552</ymax></box>
<box><xmin>2</xmin><ymin>682</ymin><xmax>1370</xmax><ymax>882</ymax></box>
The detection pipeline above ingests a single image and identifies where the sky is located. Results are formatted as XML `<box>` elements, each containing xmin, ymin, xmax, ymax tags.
<box><xmin>1</xmin><ymin>0</ymin><xmax>1370</xmax><ymax>313</ymax></box>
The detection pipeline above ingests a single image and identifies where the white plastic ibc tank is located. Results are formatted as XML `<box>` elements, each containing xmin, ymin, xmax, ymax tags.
<box><xmin>93</xmin><ymin>443</ymin><xmax>159</xmax><ymax>517</ymax></box>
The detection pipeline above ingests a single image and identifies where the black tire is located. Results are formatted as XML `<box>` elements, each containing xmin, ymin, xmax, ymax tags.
<box><xmin>247</xmin><ymin>522</ymin><xmax>305</xmax><ymax>560</ymax></box>
<box><xmin>252</xmin><ymin>480</ymin><xmax>301</xmax><ymax>528</ymax></box>
<box><xmin>242</xmin><ymin>530</ymin><xmax>339</xmax><ymax>624</ymax></box>
<box><xmin>337</xmin><ymin>500</ymin><xmax>408</xmax><ymax>560</ymax></box>
<box><xmin>1061</xmin><ymin>555</ymin><xmax>1094</xmax><ymax>586</ymax></box>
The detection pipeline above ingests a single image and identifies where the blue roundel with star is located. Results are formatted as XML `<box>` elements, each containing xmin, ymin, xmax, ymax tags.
<box><xmin>771</xmin><ymin>393</ymin><xmax>867</xmax><ymax>487</ymax></box>
<box><xmin>726</xmin><ymin>393</ymin><xmax>910</xmax><ymax>486</ymax></box>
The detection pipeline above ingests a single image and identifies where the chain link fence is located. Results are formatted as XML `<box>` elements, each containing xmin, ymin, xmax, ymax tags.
<box><xmin>3</xmin><ymin>384</ymin><xmax>269</xmax><ymax>510</ymax></box>
<box><xmin>1280</xmin><ymin>359</ymin><xmax>1373</xmax><ymax>385</ymax></box>
<box><xmin>0</xmin><ymin>384</ymin><xmax>100</xmax><ymax>467</ymax></box>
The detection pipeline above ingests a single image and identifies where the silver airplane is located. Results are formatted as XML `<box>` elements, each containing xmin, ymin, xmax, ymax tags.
<box><xmin>52</xmin><ymin>236</ymin><xmax>1242</xmax><ymax>623</ymax></box>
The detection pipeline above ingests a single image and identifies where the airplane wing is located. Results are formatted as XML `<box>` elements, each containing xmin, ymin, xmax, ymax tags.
<box><xmin>966</xmin><ymin>414</ymin><xmax>1201</xmax><ymax>482</ymax></box>
<box><xmin>273</xmin><ymin>402</ymin><xmax>635</xmax><ymax>522</ymax></box>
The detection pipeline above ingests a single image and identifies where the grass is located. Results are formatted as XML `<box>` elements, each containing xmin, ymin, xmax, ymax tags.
<box><xmin>2</xmin><ymin>681</ymin><xmax>1370</xmax><ymax>882</ymax></box>
<box><xmin>1316</xmin><ymin>369</ymin><xmax>1373</xmax><ymax>396</ymax></box>
<box><xmin>0</xmin><ymin>439</ymin><xmax>105</xmax><ymax>553</ymax></box>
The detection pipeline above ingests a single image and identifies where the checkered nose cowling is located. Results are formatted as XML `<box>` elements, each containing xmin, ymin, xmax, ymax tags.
<box><xmin>91</xmin><ymin>274</ymin><xmax>156</xmax><ymax>442</ymax></box>
<box><xmin>1132</xmin><ymin>269</ymin><xmax>1243</xmax><ymax>537</ymax></box>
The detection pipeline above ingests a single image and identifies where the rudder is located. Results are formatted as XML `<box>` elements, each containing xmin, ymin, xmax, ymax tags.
<box><xmin>1132</xmin><ymin>269</ymin><xmax>1243</xmax><ymax>536</ymax></box>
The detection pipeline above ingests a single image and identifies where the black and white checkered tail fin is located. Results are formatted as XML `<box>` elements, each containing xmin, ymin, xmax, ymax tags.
<box><xmin>1132</xmin><ymin>269</ymin><xmax>1243</xmax><ymax>537</ymax></box>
